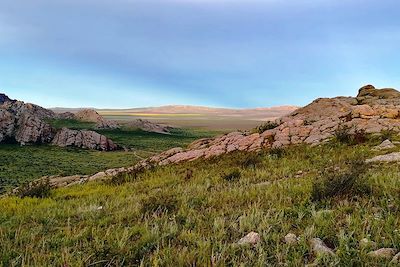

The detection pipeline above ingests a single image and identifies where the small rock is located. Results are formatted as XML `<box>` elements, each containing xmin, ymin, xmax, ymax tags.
<box><xmin>366</xmin><ymin>152</ymin><xmax>400</xmax><ymax>163</ymax></box>
<box><xmin>310</xmin><ymin>238</ymin><xmax>335</xmax><ymax>256</ymax></box>
<box><xmin>284</xmin><ymin>233</ymin><xmax>298</xmax><ymax>245</ymax></box>
<box><xmin>391</xmin><ymin>252</ymin><xmax>400</xmax><ymax>264</ymax></box>
<box><xmin>368</xmin><ymin>248</ymin><xmax>397</xmax><ymax>259</ymax></box>
<box><xmin>373</xmin><ymin>139</ymin><xmax>395</xmax><ymax>151</ymax></box>
<box><xmin>238</xmin><ymin>232</ymin><xmax>261</xmax><ymax>246</ymax></box>
<box><xmin>359</xmin><ymin>238</ymin><xmax>376</xmax><ymax>248</ymax></box>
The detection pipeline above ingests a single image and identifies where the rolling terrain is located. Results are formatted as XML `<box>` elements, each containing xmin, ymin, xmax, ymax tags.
<box><xmin>52</xmin><ymin>105</ymin><xmax>298</xmax><ymax>131</ymax></box>
<box><xmin>4</xmin><ymin>86</ymin><xmax>400</xmax><ymax>265</ymax></box>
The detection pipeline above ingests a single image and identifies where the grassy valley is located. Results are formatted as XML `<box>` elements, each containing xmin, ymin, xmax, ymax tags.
<box><xmin>0</xmin><ymin>119</ymin><xmax>221</xmax><ymax>193</ymax></box>
<box><xmin>2</xmin><ymin>138</ymin><xmax>400</xmax><ymax>266</ymax></box>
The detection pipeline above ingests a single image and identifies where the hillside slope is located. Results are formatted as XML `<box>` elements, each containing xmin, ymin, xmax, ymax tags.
<box><xmin>2</xmin><ymin>140</ymin><xmax>400</xmax><ymax>266</ymax></box>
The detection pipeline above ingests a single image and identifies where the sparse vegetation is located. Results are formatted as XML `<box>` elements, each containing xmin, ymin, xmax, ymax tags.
<box><xmin>221</xmin><ymin>168</ymin><xmax>242</xmax><ymax>181</ymax></box>
<box><xmin>15</xmin><ymin>178</ymin><xmax>51</xmax><ymax>198</ymax></box>
<box><xmin>1</xmin><ymin>135</ymin><xmax>400</xmax><ymax>266</ymax></box>
<box><xmin>0</xmin><ymin>125</ymin><xmax>219</xmax><ymax>193</ymax></box>
<box><xmin>253</xmin><ymin>121</ymin><xmax>279</xmax><ymax>133</ymax></box>
<box><xmin>334</xmin><ymin>125</ymin><xmax>368</xmax><ymax>145</ymax></box>
<box><xmin>311</xmin><ymin>160</ymin><xmax>369</xmax><ymax>201</ymax></box>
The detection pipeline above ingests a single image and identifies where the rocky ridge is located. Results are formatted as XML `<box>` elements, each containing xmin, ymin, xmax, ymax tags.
<box><xmin>0</xmin><ymin>94</ymin><xmax>117</xmax><ymax>150</ymax></box>
<box><xmin>75</xmin><ymin>109</ymin><xmax>119</xmax><ymax>129</ymax></box>
<box><xmin>18</xmin><ymin>85</ymin><xmax>400</xmax><ymax>190</ymax></box>
<box><xmin>135</xmin><ymin>85</ymin><xmax>400</xmax><ymax>166</ymax></box>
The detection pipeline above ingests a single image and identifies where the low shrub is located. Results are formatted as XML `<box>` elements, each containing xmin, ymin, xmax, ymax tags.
<box><xmin>221</xmin><ymin>168</ymin><xmax>241</xmax><ymax>182</ymax></box>
<box><xmin>311</xmin><ymin>161</ymin><xmax>369</xmax><ymax>201</ymax></box>
<box><xmin>334</xmin><ymin>125</ymin><xmax>367</xmax><ymax>145</ymax></box>
<box><xmin>253</xmin><ymin>121</ymin><xmax>279</xmax><ymax>134</ymax></box>
<box><xmin>353</xmin><ymin>128</ymin><xmax>367</xmax><ymax>144</ymax></box>
<box><xmin>238</xmin><ymin>153</ymin><xmax>263</xmax><ymax>168</ymax></box>
<box><xmin>15</xmin><ymin>178</ymin><xmax>51</xmax><ymax>198</ymax></box>
<box><xmin>184</xmin><ymin>168</ymin><xmax>193</xmax><ymax>180</ymax></box>
<box><xmin>106</xmin><ymin>169</ymin><xmax>142</xmax><ymax>186</ymax></box>
<box><xmin>334</xmin><ymin>125</ymin><xmax>352</xmax><ymax>144</ymax></box>
<box><xmin>140</xmin><ymin>194</ymin><xmax>180</xmax><ymax>215</ymax></box>
<box><xmin>380</xmin><ymin>129</ymin><xmax>395</xmax><ymax>142</ymax></box>
<box><xmin>269</xmin><ymin>147</ymin><xmax>286</xmax><ymax>159</ymax></box>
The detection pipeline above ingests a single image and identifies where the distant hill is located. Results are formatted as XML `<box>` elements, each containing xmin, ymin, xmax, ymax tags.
<box><xmin>52</xmin><ymin>105</ymin><xmax>299</xmax><ymax>122</ymax></box>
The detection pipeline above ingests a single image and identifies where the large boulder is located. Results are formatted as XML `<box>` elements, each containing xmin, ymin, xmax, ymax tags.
<box><xmin>0</xmin><ymin>96</ymin><xmax>56</xmax><ymax>144</ymax></box>
<box><xmin>15</xmin><ymin>112</ymin><xmax>56</xmax><ymax>144</ymax></box>
<box><xmin>125</xmin><ymin>119</ymin><xmax>172</xmax><ymax>134</ymax></box>
<box><xmin>52</xmin><ymin>128</ymin><xmax>118</xmax><ymax>151</ymax></box>
<box><xmin>75</xmin><ymin>109</ymin><xmax>119</xmax><ymax>129</ymax></box>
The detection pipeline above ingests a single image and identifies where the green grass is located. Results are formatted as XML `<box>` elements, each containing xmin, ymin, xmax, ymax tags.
<box><xmin>96</xmin><ymin>128</ymin><xmax>221</xmax><ymax>151</ymax></box>
<box><xmin>0</xmin><ymin>145</ymin><xmax>142</xmax><ymax>193</ymax></box>
<box><xmin>2</xmin><ymin>140</ymin><xmax>400</xmax><ymax>266</ymax></box>
<box><xmin>0</xmin><ymin>120</ymin><xmax>220</xmax><ymax>193</ymax></box>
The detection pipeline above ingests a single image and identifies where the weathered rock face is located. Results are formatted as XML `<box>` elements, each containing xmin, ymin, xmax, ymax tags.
<box><xmin>75</xmin><ymin>109</ymin><xmax>119</xmax><ymax>129</ymax></box>
<box><xmin>0</xmin><ymin>93</ymin><xmax>14</xmax><ymax>104</ymax></box>
<box><xmin>0</xmin><ymin>94</ymin><xmax>118</xmax><ymax>150</ymax></box>
<box><xmin>0</xmin><ymin>97</ymin><xmax>56</xmax><ymax>143</ymax></box>
<box><xmin>134</xmin><ymin>85</ymin><xmax>400</xmax><ymax>168</ymax></box>
<box><xmin>15</xmin><ymin>112</ymin><xmax>56</xmax><ymax>144</ymax></box>
<box><xmin>52</xmin><ymin>128</ymin><xmax>118</xmax><ymax>151</ymax></box>
<box><xmin>125</xmin><ymin>119</ymin><xmax>172</xmax><ymax>134</ymax></box>
<box><xmin>56</xmin><ymin>112</ymin><xmax>76</xmax><ymax>120</ymax></box>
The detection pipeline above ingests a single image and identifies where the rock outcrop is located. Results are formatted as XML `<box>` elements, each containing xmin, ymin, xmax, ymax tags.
<box><xmin>52</xmin><ymin>128</ymin><xmax>118</xmax><ymax>151</ymax></box>
<box><xmin>75</xmin><ymin>109</ymin><xmax>119</xmax><ymax>129</ymax></box>
<box><xmin>9</xmin><ymin>85</ymin><xmax>400</xmax><ymax>191</ymax></box>
<box><xmin>0</xmin><ymin>93</ymin><xmax>14</xmax><ymax>104</ymax></box>
<box><xmin>125</xmin><ymin>119</ymin><xmax>172</xmax><ymax>134</ymax></box>
<box><xmin>0</xmin><ymin>94</ymin><xmax>118</xmax><ymax>150</ymax></box>
<box><xmin>133</xmin><ymin>85</ymin><xmax>400</xmax><ymax>167</ymax></box>
<box><xmin>0</xmin><ymin>96</ymin><xmax>56</xmax><ymax>143</ymax></box>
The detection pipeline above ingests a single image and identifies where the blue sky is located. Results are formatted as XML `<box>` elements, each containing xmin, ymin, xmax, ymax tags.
<box><xmin>0</xmin><ymin>0</ymin><xmax>399</xmax><ymax>108</ymax></box>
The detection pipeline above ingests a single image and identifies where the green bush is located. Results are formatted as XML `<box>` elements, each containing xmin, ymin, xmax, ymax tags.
<box><xmin>334</xmin><ymin>125</ymin><xmax>352</xmax><ymax>144</ymax></box>
<box><xmin>140</xmin><ymin>194</ymin><xmax>180</xmax><ymax>215</ymax></box>
<box><xmin>221</xmin><ymin>168</ymin><xmax>241</xmax><ymax>182</ymax></box>
<box><xmin>106</xmin><ymin>169</ymin><xmax>141</xmax><ymax>186</ymax></box>
<box><xmin>15</xmin><ymin>179</ymin><xmax>51</xmax><ymax>198</ymax></box>
<box><xmin>311</xmin><ymin>161</ymin><xmax>369</xmax><ymax>201</ymax></box>
<box><xmin>269</xmin><ymin>147</ymin><xmax>286</xmax><ymax>159</ymax></box>
<box><xmin>238</xmin><ymin>153</ymin><xmax>263</xmax><ymax>168</ymax></box>
<box><xmin>334</xmin><ymin>125</ymin><xmax>367</xmax><ymax>145</ymax></box>
<box><xmin>380</xmin><ymin>129</ymin><xmax>395</xmax><ymax>142</ymax></box>
<box><xmin>253</xmin><ymin>121</ymin><xmax>279</xmax><ymax>134</ymax></box>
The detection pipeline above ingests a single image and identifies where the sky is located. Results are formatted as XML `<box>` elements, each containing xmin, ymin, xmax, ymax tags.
<box><xmin>0</xmin><ymin>0</ymin><xmax>400</xmax><ymax>108</ymax></box>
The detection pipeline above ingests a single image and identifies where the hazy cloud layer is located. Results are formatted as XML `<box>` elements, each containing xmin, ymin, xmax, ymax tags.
<box><xmin>0</xmin><ymin>0</ymin><xmax>399</xmax><ymax>108</ymax></box>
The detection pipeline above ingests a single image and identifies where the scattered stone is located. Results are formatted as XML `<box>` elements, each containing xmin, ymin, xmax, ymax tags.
<box><xmin>367</xmin><ymin>248</ymin><xmax>397</xmax><ymax>259</ymax></box>
<box><xmin>359</xmin><ymin>238</ymin><xmax>376</xmax><ymax>249</ymax></box>
<box><xmin>238</xmin><ymin>232</ymin><xmax>261</xmax><ymax>246</ymax></box>
<box><xmin>373</xmin><ymin>139</ymin><xmax>395</xmax><ymax>151</ymax></box>
<box><xmin>391</xmin><ymin>252</ymin><xmax>400</xmax><ymax>264</ymax></box>
<box><xmin>309</xmin><ymin>238</ymin><xmax>335</xmax><ymax>256</ymax></box>
<box><xmin>366</xmin><ymin>152</ymin><xmax>400</xmax><ymax>163</ymax></box>
<box><xmin>284</xmin><ymin>233</ymin><xmax>298</xmax><ymax>245</ymax></box>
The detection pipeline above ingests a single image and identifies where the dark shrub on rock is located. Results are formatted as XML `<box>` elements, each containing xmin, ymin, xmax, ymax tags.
<box><xmin>15</xmin><ymin>178</ymin><xmax>51</xmax><ymax>198</ymax></box>
<box><xmin>311</xmin><ymin>160</ymin><xmax>369</xmax><ymax>201</ymax></box>
<box><xmin>221</xmin><ymin>168</ymin><xmax>241</xmax><ymax>182</ymax></box>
